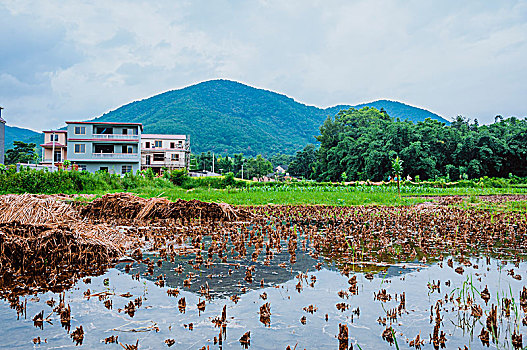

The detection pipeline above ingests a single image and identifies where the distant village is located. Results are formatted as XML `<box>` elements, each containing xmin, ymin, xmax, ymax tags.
<box><xmin>39</xmin><ymin>121</ymin><xmax>190</xmax><ymax>175</ymax></box>
<box><xmin>0</xmin><ymin>115</ymin><xmax>289</xmax><ymax>180</ymax></box>
<box><xmin>0</xmin><ymin>108</ymin><xmax>190</xmax><ymax>175</ymax></box>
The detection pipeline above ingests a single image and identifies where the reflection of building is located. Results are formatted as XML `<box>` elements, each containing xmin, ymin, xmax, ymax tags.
<box><xmin>40</xmin><ymin>130</ymin><xmax>67</xmax><ymax>166</ymax></box>
<box><xmin>141</xmin><ymin>134</ymin><xmax>190</xmax><ymax>173</ymax></box>
<box><xmin>66</xmin><ymin>121</ymin><xmax>142</xmax><ymax>174</ymax></box>
<box><xmin>0</xmin><ymin>107</ymin><xmax>5</xmax><ymax>165</ymax></box>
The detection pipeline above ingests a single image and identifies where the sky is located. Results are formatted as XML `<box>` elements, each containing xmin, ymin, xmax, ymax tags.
<box><xmin>1</xmin><ymin>0</ymin><xmax>526</xmax><ymax>131</ymax></box>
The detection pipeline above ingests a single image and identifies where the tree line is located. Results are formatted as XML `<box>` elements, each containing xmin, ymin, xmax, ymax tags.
<box><xmin>287</xmin><ymin>107</ymin><xmax>527</xmax><ymax>181</ymax></box>
<box><xmin>191</xmin><ymin>152</ymin><xmax>273</xmax><ymax>180</ymax></box>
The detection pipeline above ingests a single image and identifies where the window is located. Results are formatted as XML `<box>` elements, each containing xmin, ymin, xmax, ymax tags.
<box><xmin>74</xmin><ymin>126</ymin><xmax>86</xmax><ymax>135</ymax></box>
<box><xmin>54</xmin><ymin>150</ymin><xmax>62</xmax><ymax>162</ymax></box>
<box><xmin>99</xmin><ymin>167</ymin><xmax>108</xmax><ymax>172</ymax></box>
<box><xmin>122</xmin><ymin>128</ymin><xmax>137</xmax><ymax>135</ymax></box>
<box><xmin>74</xmin><ymin>144</ymin><xmax>86</xmax><ymax>153</ymax></box>
<box><xmin>122</xmin><ymin>145</ymin><xmax>133</xmax><ymax>154</ymax></box>
<box><xmin>145</xmin><ymin>142</ymin><xmax>150</xmax><ymax>148</ymax></box>
<box><xmin>50</xmin><ymin>134</ymin><xmax>59</xmax><ymax>142</ymax></box>
<box><xmin>78</xmin><ymin>165</ymin><xmax>87</xmax><ymax>171</ymax></box>
<box><xmin>170</xmin><ymin>142</ymin><xmax>175</xmax><ymax>149</ymax></box>
<box><xmin>94</xmin><ymin>144</ymin><xmax>113</xmax><ymax>153</ymax></box>
<box><xmin>122</xmin><ymin>165</ymin><xmax>132</xmax><ymax>174</ymax></box>
<box><xmin>154</xmin><ymin>140</ymin><xmax>162</xmax><ymax>148</ymax></box>
<box><xmin>153</xmin><ymin>153</ymin><xmax>164</xmax><ymax>161</ymax></box>
<box><xmin>95</xmin><ymin>127</ymin><xmax>112</xmax><ymax>135</ymax></box>
<box><xmin>171</xmin><ymin>153</ymin><xmax>180</xmax><ymax>161</ymax></box>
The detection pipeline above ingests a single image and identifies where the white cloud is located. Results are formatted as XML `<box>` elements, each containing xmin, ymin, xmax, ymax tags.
<box><xmin>0</xmin><ymin>0</ymin><xmax>526</xmax><ymax>130</ymax></box>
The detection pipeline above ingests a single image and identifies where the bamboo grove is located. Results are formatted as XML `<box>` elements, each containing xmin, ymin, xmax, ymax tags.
<box><xmin>288</xmin><ymin>107</ymin><xmax>527</xmax><ymax>181</ymax></box>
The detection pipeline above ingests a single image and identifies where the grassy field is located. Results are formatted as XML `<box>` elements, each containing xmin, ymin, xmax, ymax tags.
<box><xmin>129</xmin><ymin>184</ymin><xmax>527</xmax><ymax>206</ymax></box>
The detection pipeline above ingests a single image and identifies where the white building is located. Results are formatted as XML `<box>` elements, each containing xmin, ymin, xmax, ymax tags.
<box><xmin>141</xmin><ymin>134</ymin><xmax>190</xmax><ymax>173</ymax></box>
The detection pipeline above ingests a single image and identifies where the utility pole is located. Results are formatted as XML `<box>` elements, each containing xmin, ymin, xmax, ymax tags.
<box><xmin>212</xmin><ymin>152</ymin><xmax>215</xmax><ymax>173</ymax></box>
<box><xmin>0</xmin><ymin>106</ymin><xmax>4</xmax><ymax>165</ymax></box>
<box><xmin>51</xmin><ymin>131</ymin><xmax>56</xmax><ymax>171</ymax></box>
<box><xmin>241</xmin><ymin>162</ymin><xmax>244</xmax><ymax>180</ymax></box>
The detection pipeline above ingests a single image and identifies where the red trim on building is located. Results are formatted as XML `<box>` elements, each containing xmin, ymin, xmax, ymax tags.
<box><xmin>40</xmin><ymin>142</ymin><xmax>67</xmax><ymax>147</ymax></box>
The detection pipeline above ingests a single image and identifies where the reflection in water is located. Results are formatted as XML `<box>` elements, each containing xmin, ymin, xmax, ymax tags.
<box><xmin>1</xmin><ymin>203</ymin><xmax>527</xmax><ymax>349</ymax></box>
<box><xmin>1</xmin><ymin>244</ymin><xmax>527</xmax><ymax>349</ymax></box>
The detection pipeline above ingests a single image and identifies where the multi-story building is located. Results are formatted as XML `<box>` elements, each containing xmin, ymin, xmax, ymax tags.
<box><xmin>40</xmin><ymin>130</ymin><xmax>68</xmax><ymax>166</ymax></box>
<box><xmin>141</xmin><ymin>134</ymin><xmax>190</xmax><ymax>173</ymax></box>
<box><xmin>66</xmin><ymin>121</ymin><xmax>142</xmax><ymax>174</ymax></box>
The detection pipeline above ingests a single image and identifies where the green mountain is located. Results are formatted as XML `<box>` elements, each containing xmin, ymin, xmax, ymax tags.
<box><xmin>328</xmin><ymin>100</ymin><xmax>448</xmax><ymax>125</ymax></box>
<box><xmin>91</xmin><ymin>80</ymin><xmax>448</xmax><ymax>156</ymax></box>
<box><xmin>5</xmin><ymin>125</ymin><xmax>42</xmax><ymax>150</ymax></box>
<box><xmin>5</xmin><ymin>80</ymin><xmax>449</xmax><ymax>157</ymax></box>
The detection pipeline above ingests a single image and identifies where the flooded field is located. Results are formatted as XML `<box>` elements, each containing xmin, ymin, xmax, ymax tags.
<box><xmin>1</xmin><ymin>193</ymin><xmax>527</xmax><ymax>349</ymax></box>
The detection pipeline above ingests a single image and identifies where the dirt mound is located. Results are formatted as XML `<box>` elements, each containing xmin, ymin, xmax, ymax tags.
<box><xmin>80</xmin><ymin>193</ymin><xmax>250</xmax><ymax>224</ymax></box>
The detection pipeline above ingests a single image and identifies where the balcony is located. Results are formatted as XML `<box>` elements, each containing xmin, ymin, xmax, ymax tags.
<box><xmin>142</xmin><ymin>145</ymin><xmax>190</xmax><ymax>152</ymax></box>
<box><xmin>92</xmin><ymin>153</ymin><xmax>139</xmax><ymax>159</ymax></box>
<box><xmin>92</xmin><ymin>134</ymin><xmax>139</xmax><ymax>140</ymax></box>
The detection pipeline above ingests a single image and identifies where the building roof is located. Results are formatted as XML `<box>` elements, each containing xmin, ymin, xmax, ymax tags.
<box><xmin>40</xmin><ymin>142</ymin><xmax>67</xmax><ymax>147</ymax></box>
<box><xmin>142</xmin><ymin>134</ymin><xmax>188</xmax><ymax>139</ymax></box>
<box><xmin>65</xmin><ymin>121</ymin><xmax>143</xmax><ymax>131</ymax></box>
<box><xmin>43</xmin><ymin>130</ymin><xmax>67</xmax><ymax>133</ymax></box>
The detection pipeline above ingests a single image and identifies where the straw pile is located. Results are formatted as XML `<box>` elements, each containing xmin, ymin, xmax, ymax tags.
<box><xmin>80</xmin><ymin>193</ymin><xmax>251</xmax><ymax>224</ymax></box>
<box><xmin>0</xmin><ymin>194</ymin><xmax>135</xmax><ymax>273</ymax></box>
<box><xmin>0</xmin><ymin>194</ymin><xmax>79</xmax><ymax>225</ymax></box>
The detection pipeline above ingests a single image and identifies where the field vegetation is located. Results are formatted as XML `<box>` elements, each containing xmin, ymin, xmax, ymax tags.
<box><xmin>1</xmin><ymin>165</ymin><xmax>527</xmax><ymax>207</ymax></box>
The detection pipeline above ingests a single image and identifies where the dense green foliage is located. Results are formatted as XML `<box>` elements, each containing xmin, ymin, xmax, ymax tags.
<box><xmin>326</xmin><ymin>100</ymin><xmax>449</xmax><ymax>124</ymax></box>
<box><xmin>2</xmin><ymin>164</ymin><xmax>526</xmax><ymax>196</ymax></box>
<box><xmin>297</xmin><ymin>107</ymin><xmax>527</xmax><ymax>181</ymax></box>
<box><xmin>288</xmin><ymin>144</ymin><xmax>316</xmax><ymax>179</ymax></box>
<box><xmin>191</xmin><ymin>152</ymin><xmax>273</xmax><ymax>179</ymax></box>
<box><xmin>85</xmin><ymin>80</ymin><xmax>446</xmax><ymax>157</ymax></box>
<box><xmin>0</xmin><ymin>166</ymin><xmax>171</xmax><ymax>194</ymax></box>
<box><xmin>5</xmin><ymin>141</ymin><xmax>38</xmax><ymax>165</ymax></box>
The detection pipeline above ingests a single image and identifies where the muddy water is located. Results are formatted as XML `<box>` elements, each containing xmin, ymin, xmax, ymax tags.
<box><xmin>1</xmin><ymin>250</ymin><xmax>526</xmax><ymax>349</ymax></box>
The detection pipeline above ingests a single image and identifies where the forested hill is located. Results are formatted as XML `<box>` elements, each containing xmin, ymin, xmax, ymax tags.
<box><xmin>5</xmin><ymin>125</ymin><xmax>42</xmax><ymax>150</ymax></box>
<box><xmin>327</xmin><ymin>100</ymin><xmax>449</xmax><ymax>125</ymax></box>
<box><xmin>89</xmin><ymin>79</ymin><xmax>447</xmax><ymax>156</ymax></box>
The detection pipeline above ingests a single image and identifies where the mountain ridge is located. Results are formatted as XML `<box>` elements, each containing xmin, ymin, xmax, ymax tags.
<box><xmin>90</xmin><ymin>79</ymin><xmax>449</xmax><ymax>156</ymax></box>
<box><xmin>6</xmin><ymin>79</ymin><xmax>449</xmax><ymax>156</ymax></box>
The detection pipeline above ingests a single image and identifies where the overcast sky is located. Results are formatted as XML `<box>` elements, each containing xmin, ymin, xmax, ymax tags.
<box><xmin>1</xmin><ymin>0</ymin><xmax>526</xmax><ymax>130</ymax></box>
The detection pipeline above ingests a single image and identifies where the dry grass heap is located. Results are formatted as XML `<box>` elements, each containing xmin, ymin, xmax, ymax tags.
<box><xmin>0</xmin><ymin>194</ymin><xmax>134</xmax><ymax>273</ymax></box>
<box><xmin>80</xmin><ymin>193</ymin><xmax>249</xmax><ymax>224</ymax></box>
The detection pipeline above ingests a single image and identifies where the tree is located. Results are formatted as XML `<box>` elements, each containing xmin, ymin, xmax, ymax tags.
<box><xmin>217</xmin><ymin>155</ymin><xmax>234</xmax><ymax>174</ymax></box>
<box><xmin>391</xmin><ymin>155</ymin><xmax>403</xmax><ymax>196</ymax></box>
<box><xmin>288</xmin><ymin>144</ymin><xmax>316</xmax><ymax>179</ymax></box>
<box><xmin>243</xmin><ymin>155</ymin><xmax>273</xmax><ymax>179</ymax></box>
<box><xmin>270</xmin><ymin>153</ymin><xmax>292</xmax><ymax>168</ymax></box>
<box><xmin>5</xmin><ymin>141</ymin><xmax>38</xmax><ymax>165</ymax></box>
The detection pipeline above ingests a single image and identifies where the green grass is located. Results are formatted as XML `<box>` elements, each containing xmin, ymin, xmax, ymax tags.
<box><xmin>457</xmin><ymin>199</ymin><xmax>527</xmax><ymax>213</ymax></box>
<box><xmin>129</xmin><ymin>184</ymin><xmax>527</xmax><ymax>206</ymax></box>
<box><xmin>129</xmin><ymin>186</ymin><xmax>425</xmax><ymax>206</ymax></box>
